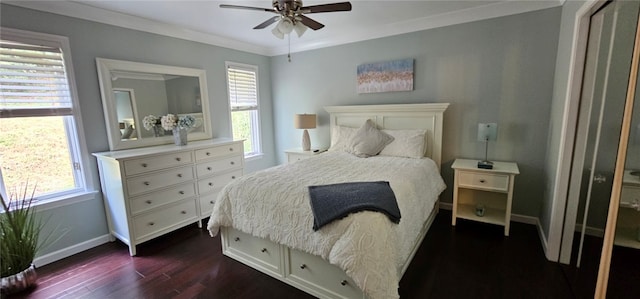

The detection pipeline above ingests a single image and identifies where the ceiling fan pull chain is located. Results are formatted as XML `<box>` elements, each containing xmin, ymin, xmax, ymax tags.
<box><xmin>288</xmin><ymin>34</ymin><xmax>292</xmax><ymax>62</ymax></box>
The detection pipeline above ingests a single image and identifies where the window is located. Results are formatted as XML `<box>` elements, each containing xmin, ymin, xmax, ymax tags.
<box><xmin>0</xmin><ymin>28</ymin><xmax>88</xmax><ymax>204</ymax></box>
<box><xmin>225</xmin><ymin>62</ymin><xmax>261</xmax><ymax>157</ymax></box>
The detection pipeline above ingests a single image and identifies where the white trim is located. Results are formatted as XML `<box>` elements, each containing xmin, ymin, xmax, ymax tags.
<box><xmin>225</xmin><ymin>61</ymin><xmax>263</xmax><ymax>158</ymax></box>
<box><xmin>548</xmin><ymin>0</ymin><xmax>604</xmax><ymax>263</ymax></box>
<box><xmin>32</xmin><ymin>191</ymin><xmax>99</xmax><ymax>212</ymax></box>
<box><xmin>33</xmin><ymin>234</ymin><xmax>111</xmax><ymax>267</ymax></box>
<box><xmin>5</xmin><ymin>0</ymin><xmax>563</xmax><ymax>56</ymax></box>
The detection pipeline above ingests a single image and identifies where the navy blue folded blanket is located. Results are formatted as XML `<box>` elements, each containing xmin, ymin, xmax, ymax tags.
<box><xmin>307</xmin><ymin>181</ymin><xmax>401</xmax><ymax>231</ymax></box>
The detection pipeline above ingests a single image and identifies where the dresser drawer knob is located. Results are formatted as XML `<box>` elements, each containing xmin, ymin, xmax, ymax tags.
<box><xmin>141</xmin><ymin>163</ymin><xmax>148</xmax><ymax>167</ymax></box>
<box><xmin>300</xmin><ymin>264</ymin><xmax>306</xmax><ymax>269</ymax></box>
<box><xmin>232</xmin><ymin>176</ymin><xmax>236</xmax><ymax>179</ymax></box>
<box><xmin>181</xmin><ymin>210</ymin><xmax>186</xmax><ymax>214</ymax></box>
<box><xmin>179</xmin><ymin>191</ymin><xmax>185</xmax><ymax>195</ymax></box>
<box><xmin>209</xmin><ymin>200</ymin><xmax>214</xmax><ymax>204</ymax></box>
<box><xmin>340</xmin><ymin>280</ymin><xmax>348</xmax><ymax>286</ymax></box>
<box><xmin>230</xmin><ymin>161</ymin><xmax>235</xmax><ymax>165</ymax></box>
<box><xmin>177</xmin><ymin>174</ymin><xmax>182</xmax><ymax>178</ymax></box>
<box><xmin>176</xmin><ymin>157</ymin><xmax>181</xmax><ymax>161</ymax></box>
<box><xmin>207</xmin><ymin>167</ymin><xmax>212</xmax><ymax>171</ymax></box>
<box><xmin>206</xmin><ymin>152</ymin><xmax>211</xmax><ymax>156</ymax></box>
<box><xmin>148</xmin><ymin>222</ymin><xmax>154</xmax><ymax>226</ymax></box>
<box><xmin>144</xmin><ymin>181</ymin><xmax>150</xmax><ymax>186</ymax></box>
<box><xmin>208</xmin><ymin>182</ymin><xmax>213</xmax><ymax>186</ymax></box>
<box><xmin>234</xmin><ymin>237</ymin><xmax>240</xmax><ymax>242</ymax></box>
<box><xmin>479</xmin><ymin>179</ymin><xmax>486</xmax><ymax>183</ymax></box>
<box><xmin>229</xmin><ymin>148</ymin><xmax>233</xmax><ymax>151</ymax></box>
<box><xmin>145</xmin><ymin>200</ymin><xmax>152</xmax><ymax>204</ymax></box>
<box><xmin>261</xmin><ymin>248</ymin><xmax>267</xmax><ymax>253</ymax></box>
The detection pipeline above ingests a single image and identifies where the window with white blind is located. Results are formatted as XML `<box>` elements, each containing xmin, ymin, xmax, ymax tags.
<box><xmin>225</xmin><ymin>62</ymin><xmax>261</xmax><ymax>157</ymax></box>
<box><xmin>0</xmin><ymin>28</ymin><xmax>88</xmax><ymax>204</ymax></box>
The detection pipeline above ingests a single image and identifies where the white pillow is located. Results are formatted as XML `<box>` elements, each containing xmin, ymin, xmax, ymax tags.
<box><xmin>328</xmin><ymin>125</ymin><xmax>358</xmax><ymax>152</ymax></box>
<box><xmin>347</xmin><ymin>119</ymin><xmax>394</xmax><ymax>158</ymax></box>
<box><xmin>379</xmin><ymin>129</ymin><xmax>427</xmax><ymax>159</ymax></box>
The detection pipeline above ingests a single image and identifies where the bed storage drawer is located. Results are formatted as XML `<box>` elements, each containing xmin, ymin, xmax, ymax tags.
<box><xmin>130</xmin><ymin>182</ymin><xmax>196</xmax><ymax>215</ymax></box>
<box><xmin>223</xmin><ymin>227</ymin><xmax>282</xmax><ymax>277</ymax></box>
<box><xmin>124</xmin><ymin>152</ymin><xmax>193</xmax><ymax>176</ymax></box>
<box><xmin>287</xmin><ymin>249</ymin><xmax>361</xmax><ymax>299</ymax></box>
<box><xmin>458</xmin><ymin>172</ymin><xmax>509</xmax><ymax>192</ymax></box>
<box><xmin>133</xmin><ymin>199</ymin><xmax>198</xmax><ymax>241</ymax></box>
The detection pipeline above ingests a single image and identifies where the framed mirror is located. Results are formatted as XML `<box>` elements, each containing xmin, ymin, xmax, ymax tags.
<box><xmin>96</xmin><ymin>58</ymin><xmax>212</xmax><ymax>150</ymax></box>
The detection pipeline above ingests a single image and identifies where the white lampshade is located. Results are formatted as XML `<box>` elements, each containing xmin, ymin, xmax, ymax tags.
<box><xmin>294</xmin><ymin>114</ymin><xmax>316</xmax><ymax>129</ymax></box>
<box><xmin>477</xmin><ymin>123</ymin><xmax>498</xmax><ymax>142</ymax></box>
<box><xmin>278</xmin><ymin>18</ymin><xmax>294</xmax><ymax>34</ymax></box>
<box><xmin>271</xmin><ymin>26</ymin><xmax>285</xmax><ymax>39</ymax></box>
<box><xmin>294</xmin><ymin>22</ymin><xmax>307</xmax><ymax>37</ymax></box>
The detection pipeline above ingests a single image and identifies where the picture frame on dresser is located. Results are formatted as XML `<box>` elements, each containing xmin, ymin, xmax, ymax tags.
<box><xmin>93</xmin><ymin>139</ymin><xmax>244</xmax><ymax>256</ymax></box>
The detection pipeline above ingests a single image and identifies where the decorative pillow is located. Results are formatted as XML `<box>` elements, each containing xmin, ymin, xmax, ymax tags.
<box><xmin>328</xmin><ymin>125</ymin><xmax>358</xmax><ymax>152</ymax></box>
<box><xmin>379</xmin><ymin>129</ymin><xmax>427</xmax><ymax>159</ymax></box>
<box><xmin>347</xmin><ymin>119</ymin><xmax>394</xmax><ymax>158</ymax></box>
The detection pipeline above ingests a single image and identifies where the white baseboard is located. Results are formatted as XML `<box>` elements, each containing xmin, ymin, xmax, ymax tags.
<box><xmin>33</xmin><ymin>234</ymin><xmax>112</xmax><ymax>267</ymax></box>
<box><xmin>439</xmin><ymin>203</ymin><xmax>549</xmax><ymax>259</ymax></box>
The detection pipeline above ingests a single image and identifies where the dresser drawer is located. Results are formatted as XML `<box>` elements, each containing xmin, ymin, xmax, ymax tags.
<box><xmin>196</xmin><ymin>155</ymin><xmax>243</xmax><ymax>177</ymax></box>
<box><xmin>224</xmin><ymin>228</ymin><xmax>281</xmax><ymax>273</ymax></box>
<box><xmin>195</xmin><ymin>143</ymin><xmax>243</xmax><ymax>161</ymax></box>
<box><xmin>124</xmin><ymin>152</ymin><xmax>193</xmax><ymax>176</ymax></box>
<box><xmin>198</xmin><ymin>169</ymin><xmax>242</xmax><ymax>195</ymax></box>
<box><xmin>458</xmin><ymin>171</ymin><xmax>509</xmax><ymax>192</ymax></box>
<box><xmin>288</xmin><ymin>249</ymin><xmax>361</xmax><ymax>298</ymax></box>
<box><xmin>127</xmin><ymin>166</ymin><xmax>195</xmax><ymax>196</ymax></box>
<box><xmin>130</xmin><ymin>183</ymin><xmax>196</xmax><ymax>215</ymax></box>
<box><xmin>199</xmin><ymin>191</ymin><xmax>221</xmax><ymax>217</ymax></box>
<box><xmin>133</xmin><ymin>199</ymin><xmax>198</xmax><ymax>241</ymax></box>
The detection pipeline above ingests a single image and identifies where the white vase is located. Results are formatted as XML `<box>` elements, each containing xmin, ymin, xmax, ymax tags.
<box><xmin>172</xmin><ymin>128</ymin><xmax>188</xmax><ymax>146</ymax></box>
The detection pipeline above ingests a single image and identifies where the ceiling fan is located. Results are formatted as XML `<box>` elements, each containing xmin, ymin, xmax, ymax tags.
<box><xmin>220</xmin><ymin>0</ymin><xmax>352</xmax><ymax>39</ymax></box>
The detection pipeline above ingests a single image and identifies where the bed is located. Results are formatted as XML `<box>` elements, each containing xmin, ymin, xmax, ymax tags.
<box><xmin>208</xmin><ymin>103</ymin><xmax>449</xmax><ymax>299</ymax></box>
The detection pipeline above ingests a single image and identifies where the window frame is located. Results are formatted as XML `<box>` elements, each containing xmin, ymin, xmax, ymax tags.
<box><xmin>0</xmin><ymin>27</ymin><xmax>95</xmax><ymax>206</ymax></box>
<box><xmin>225</xmin><ymin>61</ymin><xmax>262</xmax><ymax>159</ymax></box>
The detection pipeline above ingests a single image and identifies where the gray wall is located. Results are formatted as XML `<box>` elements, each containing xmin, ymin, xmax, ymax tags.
<box><xmin>271</xmin><ymin>8</ymin><xmax>562</xmax><ymax>218</ymax></box>
<box><xmin>1</xmin><ymin>4</ymin><xmax>276</xmax><ymax>257</ymax></box>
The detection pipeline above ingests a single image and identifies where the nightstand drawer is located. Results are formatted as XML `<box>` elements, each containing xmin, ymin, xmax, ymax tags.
<box><xmin>458</xmin><ymin>172</ymin><xmax>509</xmax><ymax>192</ymax></box>
<box><xmin>621</xmin><ymin>185</ymin><xmax>640</xmax><ymax>206</ymax></box>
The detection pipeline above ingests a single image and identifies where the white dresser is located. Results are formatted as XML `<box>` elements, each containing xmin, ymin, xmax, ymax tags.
<box><xmin>93</xmin><ymin>138</ymin><xmax>244</xmax><ymax>255</ymax></box>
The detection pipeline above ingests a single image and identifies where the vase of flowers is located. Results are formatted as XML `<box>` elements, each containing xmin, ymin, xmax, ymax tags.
<box><xmin>142</xmin><ymin>115</ymin><xmax>164</xmax><ymax>137</ymax></box>
<box><xmin>160</xmin><ymin>114</ymin><xmax>196</xmax><ymax>146</ymax></box>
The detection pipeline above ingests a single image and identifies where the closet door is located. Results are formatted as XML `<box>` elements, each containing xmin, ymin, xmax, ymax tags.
<box><xmin>560</xmin><ymin>0</ymin><xmax>639</xmax><ymax>268</ymax></box>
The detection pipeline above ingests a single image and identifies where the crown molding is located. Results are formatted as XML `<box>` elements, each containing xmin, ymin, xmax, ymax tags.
<box><xmin>4</xmin><ymin>1</ymin><xmax>272</xmax><ymax>56</ymax></box>
<box><xmin>5</xmin><ymin>0</ymin><xmax>563</xmax><ymax>57</ymax></box>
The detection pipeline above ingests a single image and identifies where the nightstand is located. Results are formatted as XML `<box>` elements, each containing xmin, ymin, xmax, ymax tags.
<box><xmin>285</xmin><ymin>148</ymin><xmax>326</xmax><ymax>163</ymax></box>
<box><xmin>451</xmin><ymin>159</ymin><xmax>519</xmax><ymax>236</ymax></box>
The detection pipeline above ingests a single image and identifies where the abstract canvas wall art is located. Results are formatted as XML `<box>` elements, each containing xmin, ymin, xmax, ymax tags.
<box><xmin>357</xmin><ymin>59</ymin><xmax>414</xmax><ymax>94</ymax></box>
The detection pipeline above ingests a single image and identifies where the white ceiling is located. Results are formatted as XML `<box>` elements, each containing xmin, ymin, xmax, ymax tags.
<box><xmin>6</xmin><ymin>0</ymin><xmax>563</xmax><ymax>56</ymax></box>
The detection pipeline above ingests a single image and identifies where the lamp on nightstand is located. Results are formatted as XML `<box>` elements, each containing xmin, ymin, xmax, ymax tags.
<box><xmin>477</xmin><ymin>123</ymin><xmax>498</xmax><ymax>169</ymax></box>
<box><xmin>294</xmin><ymin>114</ymin><xmax>316</xmax><ymax>151</ymax></box>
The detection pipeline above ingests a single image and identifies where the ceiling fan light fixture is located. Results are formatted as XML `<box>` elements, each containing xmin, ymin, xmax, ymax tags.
<box><xmin>278</xmin><ymin>17</ymin><xmax>294</xmax><ymax>34</ymax></box>
<box><xmin>294</xmin><ymin>22</ymin><xmax>307</xmax><ymax>37</ymax></box>
<box><xmin>271</xmin><ymin>25</ymin><xmax>285</xmax><ymax>39</ymax></box>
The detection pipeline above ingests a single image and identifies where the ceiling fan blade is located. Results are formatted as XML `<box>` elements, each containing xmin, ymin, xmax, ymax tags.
<box><xmin>298</xmin><ymin>15</ymin><xmax>324</xmax><ymax>30</ymax></box>
<box><xmin>219</xmin><ymin>4</ymin><xmax>275</xmax><ymax>13</ymax></box>
<box><xmin>253</xmin><ymin>16</ymin><xmax>280</xmax><ymax>29</ymax></box>
<box><xmin>301</xmin><ymin>2</ymin><xmax>352</xmax><ymax>14</ymax></box>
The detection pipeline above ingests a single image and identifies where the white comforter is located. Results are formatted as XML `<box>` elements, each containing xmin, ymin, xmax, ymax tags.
<box><xmin>207</xmin><ymin>151</ymin><xmax>446</xmax><ymax>299</ymax></box>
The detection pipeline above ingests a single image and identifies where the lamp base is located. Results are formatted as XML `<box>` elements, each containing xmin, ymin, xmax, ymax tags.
<box><xmin>477</xmin><ymin>160</ymin><xmax>494</xmax><ymax>169</ymax></box>
<box><xmin>302</xmin><ymin>129</ymin><xmax>311</xmax><ymax>151</ymax></box>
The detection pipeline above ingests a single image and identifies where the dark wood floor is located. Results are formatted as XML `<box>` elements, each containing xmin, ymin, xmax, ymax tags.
<box><xmin>7</xmin><ymin>210</ymin><xmax>632</xmax><ymax>299</ymax></box>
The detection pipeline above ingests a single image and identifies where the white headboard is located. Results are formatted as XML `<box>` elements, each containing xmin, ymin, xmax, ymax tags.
<box><xmin>324</xmin><ymin>103</ymin><xmax>449</xmax><ymax>169</ymax></box>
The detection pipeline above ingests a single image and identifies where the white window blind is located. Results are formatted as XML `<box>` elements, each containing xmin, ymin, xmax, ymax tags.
<box><xmin>227</xmin><ymin>65</ymin><xmax>258</xmax><ymax>111</ymax></box>
<box><xmin>0</xmin><ymin>40</ymin><xmax>72</xmax><ymax>118</ymax></box>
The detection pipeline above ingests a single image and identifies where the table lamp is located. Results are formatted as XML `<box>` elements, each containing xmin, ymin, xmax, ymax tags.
<box><xmin>477</xmin><ymin>123</ymin><xmax>498</xmax><ymax>169</ymax></box>
<box><xmin>294</xmin><ymin>114</ymin><xmax>316</xmax><ymax>151</ymax></box>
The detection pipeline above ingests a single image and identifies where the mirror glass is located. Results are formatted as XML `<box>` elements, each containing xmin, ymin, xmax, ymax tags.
<box><xmin>96</xmin><ymin>58</ymin><xmax>211</xmax><ymax>150</ymax></box>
